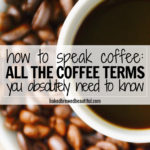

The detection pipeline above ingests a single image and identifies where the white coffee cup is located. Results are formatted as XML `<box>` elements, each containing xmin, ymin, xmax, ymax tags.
<box><xmin>58</xmin><ymin>0</ymin><xmax>150</xmax><ymax>143</ymax></box>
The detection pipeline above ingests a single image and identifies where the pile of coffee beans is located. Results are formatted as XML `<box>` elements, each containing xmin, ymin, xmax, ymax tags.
<box><xmin>0</xmin><ymin>0</ymin><xmax>150</xmax><ymax>150</ymax></box>
<box><xmin>1</xmin><ymin>105</ymin><xmax>150</xmax><ymax>150</ymax></box>
<box><xmin>0</xmin><ymin>0</ymin><xmax>74</xmax><ymax>45</ymax></box>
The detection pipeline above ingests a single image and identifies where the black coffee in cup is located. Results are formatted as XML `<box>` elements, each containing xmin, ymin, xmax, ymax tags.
<box><xmin>74</xmin><ymin>0</ymin><xmax>150</xmax><ymax>129</ymax></box>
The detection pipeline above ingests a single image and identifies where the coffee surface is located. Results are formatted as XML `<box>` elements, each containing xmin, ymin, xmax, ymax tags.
<box><xmin>74</xmin><ymin>0</ymin><xmax>150</xmax><ymax>129</ymax></box>
<box><xmin>89</xmin><ymin>105</ymin><xmax>150</xmax><ymax>129</ymax></box>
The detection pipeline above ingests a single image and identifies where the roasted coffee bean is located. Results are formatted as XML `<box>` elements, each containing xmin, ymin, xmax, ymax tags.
<box><xmin>51</xmin><ymin>0</ymin><xmax>64</xmax><ymax>23</ymax></box>
<box><xmin>7</xmin><ymin>5</ymin><xmax>21</xmax><ymax>23</ymax></box>
<box><xmin>5</xmin><ymin>105</ymin><xmax>22</xmax><ymax>117</ymax></box>
<box><xmin>22</xmin><ymin>0</ymin><xmax>41</xmax><ymax>13</ymax></box>
<box><xmin>26</xmin><ymin>105</ymin><xmax>41</xmax><ymax>113</ymax></box>
<box><xmin>96</xmin><ymin>141</ymin><xmax>118</xmax><ymax>150</ymax></box>
<box><xmin>0</xmin><ymin>39</ymin><xmax>6</xmax><ymax>45</ymax></box>
<box><xmin>55</xmin><ymin>117</ymin><xmax>66</xmax><ymax>136</ymax></box>
<box><xmin>70</xmin><ymin>116</ymin><xmax>93</xmax><ymax>132</ymax></box>
<box><xmin>84</xmin><ymin>133</ymin><xmax>104</xmax><ymax>145</ymax></box>
<box><xmin>23</xmin><ymin>124</ymin><xmax>50</xmax><ymax>139</ymax></box>
<box><xmin>49</xmin><ymin>116</ymin><xmax>56</xmax><ymax>129</ymax></box>
<box><xmin>23</xmin><ymin>33</ymin><xmax>40</xmax><ymax>45</ymax></box>
<box><xmin>49</xmin><ymin>116</ymin><xmax>67</xmax><ymax>136</ymax></box>
<box><xmin>37</xmin><ymin>27</ymin><xmax>56</xmax><ymax>42</ymax></box>
<box><xmin>48</xmin><ymin>134</ymin><xmax>69</xmax><ymax>150</ymax></box>
<box><xmin>106</xmin><ymin>137</ymin><xmax>129</xmax><ymax>150</ymax></box>
<box><xmin>0</xmin><ymin>12</ymin><xmax>12</xmax><ymax>32</ymax></box>
<box><xmin>19</xmin><ymin>109</ymin><xmax>40</xmax><ymax>124</ymax></box>
<box><xmin>32</xmin><ymin>1</ymin><xmax>52</xmax><ymax>30</ymax></box>
<box><xmin>54</xmin><ymin>105</ymin><xmax>72</xmax><ymax>119</ymax></box>
<box><xmin>5</xmin><ymin>117</ymin><xmax>22</xmax><ymax>131</ymax></box>
<box><xmin>13</xmin><ymin>40</ymin><xmax>26</xmax><ymax>45</ymax></box>
<box><xmin>1</xmin><ymin>24</ymin><xmax>30</xmax><ymax>42</ymax></box>
<box><xmin>67</xmin><ymin>124</ymin><xmax>83</xmax><ymax>150</ymax></box>
<box><xmin>33</xmin><ymin>141</ymin><xmax>48</xmax><ymax>150</ymax></box>
<box><xmin>17</xmin><ymin>132</ymin><xmax>32</xmax><ymax>150</ymax></box>
<box><xmin>59</xmin><ymin>0</ymin><xmax>74</xmax><ymax>16</ymax></box>
<box><xmin>86</xmin><ymin>146</ymin><xmax>101</xmax><ymax>150</ymax></box>
<box><xmin>20</xmin><ymin>109</ymin><xmax>47</xmax><ymax>124</ymax></box>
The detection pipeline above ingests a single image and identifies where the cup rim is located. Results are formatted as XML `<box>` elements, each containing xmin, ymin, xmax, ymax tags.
<box><xmin>58</xmin><ymin>0</ymin><xmax>150</xmax><ymax>143</ymax></box>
